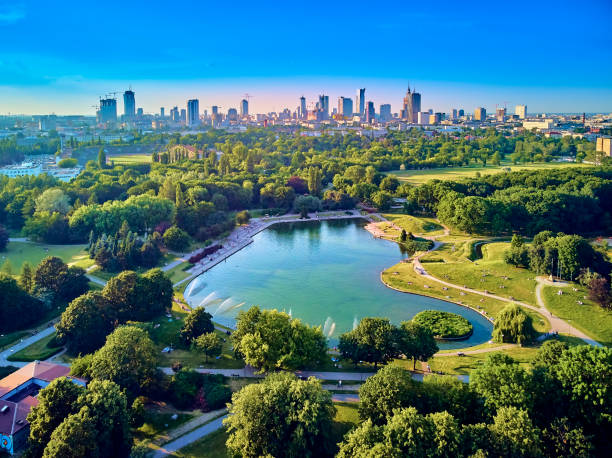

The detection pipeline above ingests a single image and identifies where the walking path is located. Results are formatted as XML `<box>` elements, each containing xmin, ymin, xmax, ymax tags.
<box><xmin>153</xmin><ymin>415</ymin><xmax>228</xmax><ymax>457</ymax></box>
<box><xmin>0</xmin><ymin>325</ymin><xmax>56</xmax><ymax>367</ymax></box>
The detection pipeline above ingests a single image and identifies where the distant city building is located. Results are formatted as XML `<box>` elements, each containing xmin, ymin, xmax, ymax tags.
<box><xmin>596</xmin><ymin>137</ymin><xmax>612</xmax><ymax>156</ymax></box>
<box><xmin>429</xmin><ymin>112</ymin><xmax>442</xmax><ymax>124</ymax></box>
<box><xmin>418</xmin><ymin>112</ymin><xmax>430</xmax><ymax>125</ymax></box>
<box><xmin>299</xmin><ymin>96</ymin><xmax>307</xmax><ymax>119</ymax></box>
<box><xmin>458</xmin><ymin>109</ymin><xmax>465</xmax><ymax>117</ymax></box>
<box><xmin>515</xmin><ymin>104</ymin><xmax>527</xmax><ymax>119</ymax></box>
<box><xmin>356</xmin><ymin>88</ymin><xmax>366</xmax><ymax>115</ymax></box>
<box><xmin>180</xmin><ymin>109</ymin><xmax>186</xmax><ymax>123</ymax></box>
<box><xmin>338</xmin><ymin>97</ymin><xmax>354</xmax><ymax>118</ymax></box>
<box><xmin>99</xmin><ymin>98</ymin><xmax>117</xmax><ymax>124</ymax></box>
<box><xmin>318</xmin><ymin>95</ymin><xmax>329</xmax><ymax>119</ymax></box>
<box><xmin>240</xmin><ymin>99</ymin><xmax>249</xmax><ymax>117</ymax></box>
<box><xmin>160</xmin><ymin>107</ymin><xmax>165</xmax><ymax>118</ymax></box>
<box><xmin>228</xmin><ymin>108</ymin><xmax>238</xmax><ymax>122</ymax></box>
<box><xmin>212</xmin><ymin>106</ymin><xmax>219</xmax><ymax>115</ymax></box>
<box><xmin>365</xmin><ymin>101</ymin><xmax>375</xmax><ymax>123</ymax></box>
<box><xmin>379</xmin><ymin>104</ymin><xmax>392</xmax><ymax>122</ymax></box>
<box><xmin>187</xmin><ymin>99</ymin><xmax>199</xmax><ymax>127</ymax></box>
<box><xmin>170</xmin><ymin>106</ymin><xmax>179</xmax><ymax>122</ymax></box>
<box><xmin>450</xmin><ymin>109</ymin><xmax>458</xmax><ymax>120</ymax></box>
<box><xmin>474</xmin><ymin>107</ymin><xmax>487</xmax><ymax>121</ymax></box>
<box><xmin>137</xmin><ymin>107</ymin><xmax>143</xmax><ymax>117</ymax></box>
<box><xmin>123</xmin><ymin>90</ymin><xmax>135</xmax><ymax>119</ymax></box>
<box><xmin>401</xmin><ymin>87</ymin><xmax>421</xmax><ymax>123</ymax></box>
<box><xmin>496</xmin><ymin>107</ymin><xmax>506</xmax><ymax>122</ymax></box>
<box><xmin>38</xmin><ymin>115</ymin><xmax>57</xmax><ymax>131</ymax></box>
<box><xmin>522</xmin><ymin>119</ymin><xmax>555</xmax><ymax>130</ymax></box>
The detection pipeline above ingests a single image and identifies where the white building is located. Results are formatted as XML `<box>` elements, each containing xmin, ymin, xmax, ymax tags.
<box><xmin>522</xmin><ymin>119</ymin><xmax>554</xmax><ymax>130</ymax></box>
<box><xmin>0</xmin><ymin>162</ymin><xmax>43</xmax><ymax>178</ymax></box>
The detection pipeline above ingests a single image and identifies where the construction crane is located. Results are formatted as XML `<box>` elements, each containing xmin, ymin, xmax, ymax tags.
<box><xmin>243</xmin><ymin>93</ymin><xmax>253</xmax><ymax>102</ymax></box>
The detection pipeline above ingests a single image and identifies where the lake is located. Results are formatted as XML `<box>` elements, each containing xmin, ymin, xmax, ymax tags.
<box><xmin>185</xmin><ymin>218</ymin><xmax>492</xmax><ymax>348</ymax></box>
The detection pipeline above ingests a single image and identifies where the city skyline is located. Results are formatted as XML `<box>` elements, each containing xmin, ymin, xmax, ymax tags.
<box><xmin>0</xmin><ymin>0</ymin><xmax>611</xmax><ymax>114</ymax></box>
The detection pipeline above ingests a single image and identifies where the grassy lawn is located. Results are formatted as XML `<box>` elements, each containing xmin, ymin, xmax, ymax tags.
<box><xmin>0</xmin><ymin>331</ymin><xmax>30</xmax><ymax>351</ymax></box>
<box><xmin>389</xmin><ymin>162</ymin><xmax>588</xmax><ymax>186</ymax></box>
<box><xmin>542</xmin><ymin>285</ymin><xmax>612</xmax><ymax>346</ymax></box>
<box><xmin>88</xmin><ymin>252</ymin><xmax>182</xmax><ymax>282</ymax></box>
<box><xmin>166</xmin><ymin>262</ymin><xmax>194</xmax><ymax>284</ymax></box>
<box><xmin>1</xmin><ymin>242</ymin><xmax>88</xmax><ymax>272</ymax></box>
<box><xmin>173</xmin><ymin>401</ymin><xmax>360</xmax><ymax>458</ymax></box>
<box><xmin>423</xmin><ymin>241</ymin><xmax>537</xmax><ymax>305</ymax></box>
<box><xmin>110</xmin><ymin>153</ymin><xmax>152</xmax><ymax>164</ymax></box>
<box><xmin>7</xmin><ymin>332</ymin><xmax>62</xmax><ymax>362</ymax></box>
<box><xmin>381</xmin><ymin>213</ymin><xmax>445</xmax><ymax>237</ymax></box>
<box><xmin>135</xmin><ymin>411</ymin><xmax>195</xmax><ymax>444</ymax></box>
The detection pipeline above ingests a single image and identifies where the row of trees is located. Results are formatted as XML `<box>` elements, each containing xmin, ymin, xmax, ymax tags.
<box><xmin>88</xmin><ymin>227</ymin><xmax>163</xmax><ymax>272</ymax></box>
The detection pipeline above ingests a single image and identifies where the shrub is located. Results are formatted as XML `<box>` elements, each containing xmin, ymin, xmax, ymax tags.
<box><xmin>413</xmin><ymin>310</ymin><xmax>473</xmax><ymax>339</ymax></box>
<box><xmin>163</xmin><ymin>226</ymin><xmax>191</xmax><ymax>251</ymax></box>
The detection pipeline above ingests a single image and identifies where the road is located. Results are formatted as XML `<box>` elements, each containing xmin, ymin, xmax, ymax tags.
<box><xmin>153</xmin><ymin>415</ymin><xmax>228</xmax><ymax>457</ymax></box>
<box><xmin>0</xmin><ymin>325</ymin><xmax>56</xmax><ymax>367</ymax></box>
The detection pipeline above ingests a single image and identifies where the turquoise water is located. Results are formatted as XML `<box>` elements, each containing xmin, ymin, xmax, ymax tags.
<box><xmin>185</xmin><ymin>219</ymin><xmax>492</xmax><ymax>349</ymax></box>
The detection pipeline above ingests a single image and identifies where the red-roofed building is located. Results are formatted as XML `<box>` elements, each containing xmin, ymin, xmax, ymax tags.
<box><xmin>0</xmin><ymin>362</ymin><xmax>85</xmax><ymax>455</ymax></box>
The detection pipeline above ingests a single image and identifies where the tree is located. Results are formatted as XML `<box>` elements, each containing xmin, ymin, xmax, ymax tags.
<box><xmin>27</xmin><ymin>377</ymin><xmax>86</xmax><ymax>457</ymax></box>
<box><xmin>531</xmin><ymin>339</ymin><xmax>568</xmax><ymax>368</ymax></box>
<box><xmin>371</xmin><ymin>190</ymin><xmax>393</xmax><ymax>211</ymax></box>
<box><xmin>338</xmin><ymin>317</ymin><xmax>398</xmax><ymax>368</ymax></box>
<box><xmin>56</xmin><ymin>291</ymin><xmax>114</xmax><ymax>355</ymax></box>
<box><xmin>235</xmin><ymin>210</ymin><xmax>250</xmax><ymax>225</ymax></box>
<box><xmin>193</xmin><ymin>332</ymin><xmax>223</xmax><ymax>362</ymax></box>
<box><xmin>470</xmin><ymin>353</ymin><xmax>533</xmax><ymax>414</ymax></box>
<box><xmin>57</xmin><ymin>158</ymin><xmax>77</xmax><ymax>168</ymax></box>
<box><xmin>286</xmin><ymin>176</ymin><xmax>308</xmax><ymax>194</ymax></box>
<box><xmin>98</xmin><ymin>147</ymin><xmax>106</xmax><ymax>168</ymax></box>
<box><xmin>89</xmin><ymin>326</ymin><xmax>158</xmax><ymax>397</ymax></box>
<box><xmin>489</xmin><ymin>407</ymin><xmax>542</xmax><ymax>458</ymax></box>
<box><xmin>35</xmin><ymin>188</ymin><xmax>71</xmax><ymax>215</ymax></box>
<box><xmin>337</xmin><ymin>407</ymin><xmax>461</xmax><ymax>458</ymax></box>
<box><xmin>542</xmin><ymin>417</ymin><xmax>592</xmax><ymax>458</ymax></box>
<box><xmin>398</xmin><ymin>320</ymin><xmax>439</xmax><ymax>370</ymax></box>
<box><xmin>163</xmin><ymin>226</ymin><xmax>191</xmax><ymax>251</ymax></box>
<box><xmin>224</xmin><ymin>372</ymin><xmax>335</xmax><ymax>458</ymax></box>
<box><xmin>18</xmin><ymin>261</ymin><xmax>34</xmax><ymax>293</ymax></box>
<box><xmin>587</xmin><ymin>276</ymin><xmax>611</xmax><ymax>308</ymax></box>
<box><xmin>0</xmin><ymin>272</ymin><xmax>43</xmax><ymax>332</ymax></box>
<box><xmin>33</xmin><ymin>256</ymin><xmax>88</xmax><ymax>303</ymax></box>
<box><xmin>0</xmin><ymin>224</ymin><xmax>8</xmax><ymax>251</ymax></box>
<box><xmin>293</xmin><ymin>195</ymin><xmax>321</xmax><ymax>217</ymax></box>
<box><xmin>180</xmin><ymin>307</ymin><xmax>214</xmax><ymax>345</ymax></box>
<box><xmin>379</xmin><ymin>175</ymin><xmax>400</xmax><ymax>193</ymax></box>
<box><xmin>42</xmin><ymin>407</ymin><xmax>99</xmax><ymax>458</ymax></box>
<box><xmin>492</xmin><ymin>304</ymin><xmax>536</xmax><ymax>345</ymax></box>
<box><xmin>307</xmin><ymin>166</ymin><xmax>323</xmax><ymax>196</ymax></box>
<box><xmin>232</xmin><ymin>307</ymin><xmax>327</xmax><ymax>373</ymax></box>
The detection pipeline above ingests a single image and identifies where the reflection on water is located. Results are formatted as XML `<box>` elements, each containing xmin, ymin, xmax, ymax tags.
<box><xmin>185</xmin><ymin>218</ymin><xmax>492</xmax><ymax>348</ymax></box>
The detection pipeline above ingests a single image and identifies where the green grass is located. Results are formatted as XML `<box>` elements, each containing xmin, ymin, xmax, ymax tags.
<box><xmin>88</xmin><ymin>252</ymin><xmax>181</xmax><ymax>282</ymax></box>
<box><xmin>542</xmin><ymin>285</ymin><xmax>612</xmax><ymax>346</ymax></box>
<box><xmin>110</xmin><ymin>153</ymin><xmax>152</xmax><ymax>164</ymax></box>
<box><xmin>0</xmin><ymin>331</ymin><xmax>30</xmax><ymax>351</ymax></box>
<box><xmin>389</xmin><ymin>162</ymin><xmax>589</xmax><ymax>186</ymax></box>
<box><xmin>135</xmin><ymin>411</ymin><xmax>195</xmax><ymax>443</ymax></box>
<box><xmin>381</xmin><ymin>214</ymin><xmax>444</xmax><ymax>237</ymax></box>
<box><xmin>7</xmin><ymin>332</ymin><xmax>62</xmax><ymax>362</ymax></box>
<box><xmin>2</xmin><ymin>242</ymin><xmax>88</xmax><ymax>272</ymax></box>
<box><xmin>423</xmin><ymin>241</ymin><xmax>537</xmax><ymax>305</ymax></box>
<box><xmin>172</xmin><ymin>401</ymin><xmax>360</xmax><ymax>458</ymax></box>
<box><xmin>166</xmin><ymin>262</ymin><xmax>194</xmax><ymax>284</ymax></box>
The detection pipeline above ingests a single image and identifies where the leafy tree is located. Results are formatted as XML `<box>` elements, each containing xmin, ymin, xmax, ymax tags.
<box><xmin>18</xmin><ymin>260</ymin><xmax>34</xmax><ymax>292</ymax></box>
<box><xmin>492</xmin><ymin>304</ymin><xmax>536</xmax><ymax>345</ymax></box>
<box><xmin>489</xmin><ymin>407</ymin><xmax>542</xmax><ymax>458</ymax></box>
<box><xmin>232</xmin><ymin>307</ymin><xmax>327</xmax><ymax>372</ymax></box>
<box><xmin>27</xmin><ymin>377</ymin><xmax>86</xmax><ymax>457</ymax></box>
<box><xmin>57</xmin><ymin>158</ymin><xmax>77</xmax><ymax>168</ymax></box>
<box><xmin>0</xmin><ymin>272</ymin><xmax>43</xmax><ymax>332</ymax></box>
<box><xmin>588</xmin><ymin>276</ymin><xmax>611</xmax><ymax>308</ymax></box>
<box><xmin>97</xmin><ymin>147</ymin><xmax>106</xmax><ymax>168</ymax></box>
<box><xmin>379</xmin><ymin>175</ymin><xmax>400</xmax><ymax>193</ymax></box>
<box><xmin>542</xmin><ymin>417</ymin><xmax>592</xmax><ymax>458</ymax></box>
<box><xmin>224</xmin><ymin>372</ymin><xmax>335</xmax><ymax>458</ymax></box>
<box><xmin>89</xmin><ymin>326</ymin><xmax>158</xmax><ymax>397</ymax></box>
<box><xmin>307</xmin><ymin>166</ymin><xmax>323</xmax><ymax>195</ymax></box>
<box><xmin>35</xmin><ymin>188</ymin><xmax>71</xmax><ymax>215</ymax></box>
<box><xmin>42</xmin><ymin>407</ymin><xmax>99</xmax><ymax>458</ymax></box>
<box><xmin>193</xmin><ymin>332</ymin><xmax>223</xmax><ymax>362</ymax></box>
<box><xmin>180</xmin><ymin>307</ymin><xmax>214</xmax><ymax>345</ymax></box>
<box><xmin>0</xmin><ymin>224</ymin><xmax>8</xmax><ymax>251</ymax></box>
<box><xmin>371</xmin><ymin>190</ymin><xmax>393</xmax><ymax>211</ymax></box>
<box><xmin>397</xmin><ymin>320</ymin><xmax>439</xmax><ymax>370</ymax></box>
<box><xmin>531</xmin><ymin>339</ymin><xmax>568</xmax><ymax>368</ymax></box>
<box><xmin>33</xmin><ymin>256</ymin><xmax>88</xmax><ymax>303</ymax></box>
<box><xmin>339</xmin><ymin>317</ymin><xmax>398</xmax><ymax>368</ymax></box>
<box><xmin>163</xmin><ymin>225</ymin><xmax>191</xmax><ymax>251</ymax></box>
<box><xmin>56</xmin><ymin>291</ymin><xmax>114</xmax><ymax>355</ymax></box>
<box><xmin>235</xmin><ymin>210</ymin><xmax>250</xmax><ymax>225</ymax></box>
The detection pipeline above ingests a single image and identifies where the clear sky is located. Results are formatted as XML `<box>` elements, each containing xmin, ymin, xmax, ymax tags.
<box><xmin>1</xmin><ymin>0</ymin><xmax>611</xmax><ymax>115</ymax></box>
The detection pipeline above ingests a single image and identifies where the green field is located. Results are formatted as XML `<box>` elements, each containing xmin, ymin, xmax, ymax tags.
<box><xmin>1</xmin><ymin>242</ymin><xmax>89</xmax><ymax>272</ymax></box>
<box><xmin>7</xmin><ymin>332</ymin><xmax>62</xmax><ymax>362</ymax></box>
<box><xmin>381</xmin><ymin>213</ymin><xmax>445</xmax><ymax>237</ymax></box>
<box><xmin>389</xmin><ymin>162</ymin><xmax>588</xmax><ymax>185</ymax></box>
<box><xmin>542</xmin><ymin>285</ymin><xmax>612</xmax><ymax>346</ymax></box>
<box><xmin>109</xmin><ymin>154</ymin><xmax>152</xmax><ymax>164</ymax></box>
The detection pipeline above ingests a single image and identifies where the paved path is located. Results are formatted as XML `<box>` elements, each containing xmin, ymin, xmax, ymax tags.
<box><xmin>8</xmin><ymin>237</ymin><xmax>29</xmax><ymax>242</ymax></box>
<box><xmin>86</xmin><ymin>274</ymin><xmax>107</xmax><ymax>286</ymax></box>
<box><xmin>434</xmin><ymin>344</ymin><xmax>515</xmax><ymax>357</ymax></box>
<box><xmin>153</xmin><ymin>415</ymin><xmax>228</xmax><ymax>457</ymax></box>
<box><xmin>0</xmin><ymin>325</ymin><xmax>56</xmax><ymax>367</ymax></box>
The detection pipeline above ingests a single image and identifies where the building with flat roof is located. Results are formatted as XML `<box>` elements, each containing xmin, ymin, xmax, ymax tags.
<box><xmin>515</xmin><ymin>104</ymin><xmax>527</xmax><ymax>119</ymax></box>
<box><xmin>596</xmin><ymin>137</ymin><xmax>612</xmax><ymax>156</ymax></box>
<box><xmin>123</xmin><ymin>90</ymin><xmax>135</xmax><ymax>119</ymax></box>
<box><xmin>474</xmin><ymin>107</ymin><xmax>487</xmax><ymax>121</ymax></box>
<box><xmin>0</xmin><ymin>362</ymin><xmax>86</xmax><ymax>455</ymax></box>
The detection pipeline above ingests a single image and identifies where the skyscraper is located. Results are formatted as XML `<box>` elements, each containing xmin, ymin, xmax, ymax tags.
<box><xmin>187</xmin><ymin>99</ymin><xmax>199</xmax><ymax>127</ymax></box>
<box><xmin>337</xmin><ymin>97</ymin><xmax>353</xmax><ymax>118</ymax></box>
<box><xmin>170</xmin><ymin>106</ymin><xmax>179</xmax><ymax>122</ymax></box>
<box><xmin>240</xmin><ymin>99</ymin><xmax>249</xmax><ymax>117</ymax></box>
<box><xmin>160</xmin><ymin>107</ymin><xmax>165</xmax><ymax>118</ymax></box>
<box><xmin>401</xmin><ymin>87</ymin><xmax>421</xmax><ymax>123</ymax></box>
<box><xmin>356</xmin><ymin>88</ymin><xmax>366</xmax><ymax>115</ymax></box>
<box><xmin>365</xmin><ymin>101</ymin><xmax>375</xmax><ymax>123</ymax></box>
<box><xmin>100</xmin><ymin>97</ymin><xmax>117</xmax><ymax>124</ymax></box>
<box><xmin>228</xmin><ymin>108</ymin><xmax>238</xmax><ymax>122</ymax></box>
<box><xmin>474</xmin><ymin>107</ymin><xmax>487</xmax><ymax>121</ymax></box>
<box><xmin>318</xmin><ymin>95</ymin><xmax>329</xmax><ymax>119</ymax></box>
<box><xmin>458</xmin><ymin>109</ymin><xmax>465</xmax><ymax>117</ymax></box>
<box><xmin>299</xmin><ymin>96</ymin><xmax>306</xmax><ymax>119</ymax></box>
<box><xmin>379</xmin><ymin>104</ymin><xmax>392</xmax><ymax>122</ymax></box>
<box><xmin>496</xmin><ymin>107</ymin><xmax>506</xmax><ymax>122</ymax></box>
<box><xmin>515</xmin><ymin>105</ymin><xmax>527</xmax><ymax>119</ymax></box>
<box><xmin>123</xmin><ymin>90</ymin><xmax>135</xmax><ymax>119</ymax></box>
<box><xmin>450</xmin><ymin>109</ymin><xmax>458</xmax><ymax>120</ymax></box>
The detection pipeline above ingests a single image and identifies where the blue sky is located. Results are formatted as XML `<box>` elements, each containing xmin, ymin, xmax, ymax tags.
<box><xmin>1</xmin><ymin>0</ymin><xmax>611</xmax><ymax>115</ymax></box>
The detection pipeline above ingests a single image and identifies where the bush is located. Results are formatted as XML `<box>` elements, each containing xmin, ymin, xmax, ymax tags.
<box><xmin>58</xmin><ymin>158</ymin><xmax>78</xmax><ymax>168</ymax></box>
<box><xmin>163</xmin><ymin>226</ymin><xmax>191</xmax><ymax>251</ymax></box>
<box><xmin>413</xmin><ymin>310</ymin><xmax>473</xmax><ymax>339</ymax></box>
<box><xmin>205</xmin><ymin>384</ymin><xmax>231</xmax><ymax>410</ymax></box>
<box><xmin>235</xmin><ymin>210</ymin><xmax>250</xmax><ymax>225</ymax></box>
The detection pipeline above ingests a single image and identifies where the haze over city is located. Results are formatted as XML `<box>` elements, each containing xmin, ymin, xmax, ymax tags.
<box><xmin>1</xmin><ymin>0</ymin><xmax>611</xmax><ymax>115</ymax></box>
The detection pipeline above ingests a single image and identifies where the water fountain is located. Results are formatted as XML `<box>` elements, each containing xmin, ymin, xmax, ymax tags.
<box><xmin>352</xmin><ymin>316</ymin><xmax>359</xmax><ymax>331</ymax></box>
<box><xmin>196</xmin><ymin>291</ymin><xmax>217</xmax><ymax>309</ymax></box>
<box><xmin>213</xmin><ymin>297</ymin><xmax>235</xmax><ymax>316</ymax></box>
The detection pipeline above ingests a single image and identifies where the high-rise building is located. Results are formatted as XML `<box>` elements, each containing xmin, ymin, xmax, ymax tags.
<box><xmin>401</xmin><ymin>87</ymin><xmax>421</xmax><ymax>123</ymax></box>
<box><xmin>170</xmin><ymin>106</ymin><xmax>179</xmax><ymax>122</ymax></box>
<box><xmin>474</xmin><ymin>107</ymin><xmax>487</xmax><ymax>121</ymax></box>
<box><xmin>596</xmin><ymin>137</ymin><xmax>612</xmax><ymax>157</ymax></box>
<box><xmin>180</xmin><ymin>109</ymin><xmax>186</xmax><ymax>123</ymax></box>
<box><xmin>123</xmin><ymin>90</ymin><xmax>135</xmax><ymax>119</ymax></box>
<box><xmin>299</xmin><ymin>96</ymin><xmax>306</xmax><ymax>119</ymax></box>
<box><xmin>317</xmin><ymin>95</ymin><xmax>329</xmax><ymax>119</ymax></box>
<box><xmin>337</xmin><ymin>97</ymin><xmax>354</xmax><ymax>118</ymax></box>
<box><xmin>365</xmin><ymin>101</ymin><xmax>375</xmax><ymax>123</ymax></box>
<box><xmin>515</xmin><ymin>105</ymin><xmax>527</xmax><ymax>119</ymax></box>
<box><xmin>137</xmin><ymin>107</ymin><xmax>143</xmax><ymax>117</ymax></box>
<box><xmin>187</xmin><ymin>99</ymin><xmax>199</xmax><ymax>127</ymax></box>
<box><xmin>458</xmin><ymin>109</ymin><xmax>465</xmax><ymax>117</ymax></box>
<box><xmin>496</xmin><ymin>107</ymin><xmax>506</xmax><ymax>122</ymax></box>
<box><xmin>356</xmin><ymin>88</ymin><xmax>366</xmax><ymax>116</ymax></box>
<box><xmin>228</xmin><ymin>108</ymin><xmax>238</xmax><ymax>122</ymax></box>
<box><xmin>99</xmin><ymin>97</ymin><xmax>117</xmax><ymax>124</ymax></box>
<box><xmin>450</xmin><ymin>109</ymin><xmax>458</xmax><ymax>120</ymax></box>
<box><xmin>160</xmin><ymin>107</ymin><xmax>165</xmax><ymax>118</ymax></box>
<box><xmin>240</xmin><ymin>99</ymin><xmax>249</xmax><ymax>117</ymax></box>
<box><xmin>379</xmin><ymin>104</ymin><xmax>392</xmax><ymax>122</ymax></box>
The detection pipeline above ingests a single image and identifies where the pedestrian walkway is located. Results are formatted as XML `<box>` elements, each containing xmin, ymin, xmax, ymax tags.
<box><xmin>153</xmin><ymin>415</ymin><xmax>228</xmax><ymax>457</ymax></box>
